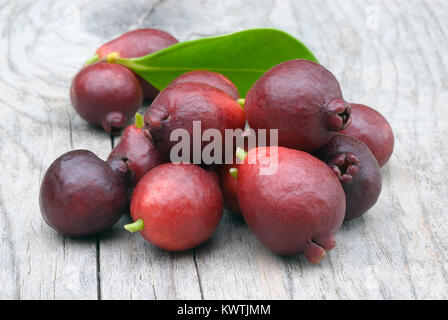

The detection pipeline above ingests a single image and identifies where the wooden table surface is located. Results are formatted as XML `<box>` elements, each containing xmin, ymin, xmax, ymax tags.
<box><xmin>1</xmin><ymin>0</ymin><xmax>447</xmax><ymax>300</ymax></box>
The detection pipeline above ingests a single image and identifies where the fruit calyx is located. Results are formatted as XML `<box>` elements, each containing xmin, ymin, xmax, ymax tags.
<box><xmin>143</xmin><ymin>127</ymin><xmax>154</xmax><ymax>143</ymax></box>
<box><xmin>324</xmin><ymin>99</ymin><xmax>352</xmax><ymax>131</ymax></box>
<box><xmin>328</xmin><ymin>152</ymin><xmax>360</xmax><ymax>184</ymax></box>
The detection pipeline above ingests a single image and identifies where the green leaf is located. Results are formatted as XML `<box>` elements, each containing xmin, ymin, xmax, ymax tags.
<box><xmin>112</xmin><ymin>28</ymin><xmax>318</xmax><ymax>97</ymax></box>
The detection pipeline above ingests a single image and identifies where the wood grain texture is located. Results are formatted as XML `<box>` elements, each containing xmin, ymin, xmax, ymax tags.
<box><xmin>0</xmin><ymin>0</ymin><xmax>447</xmax><ymax>299</ymax></box>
